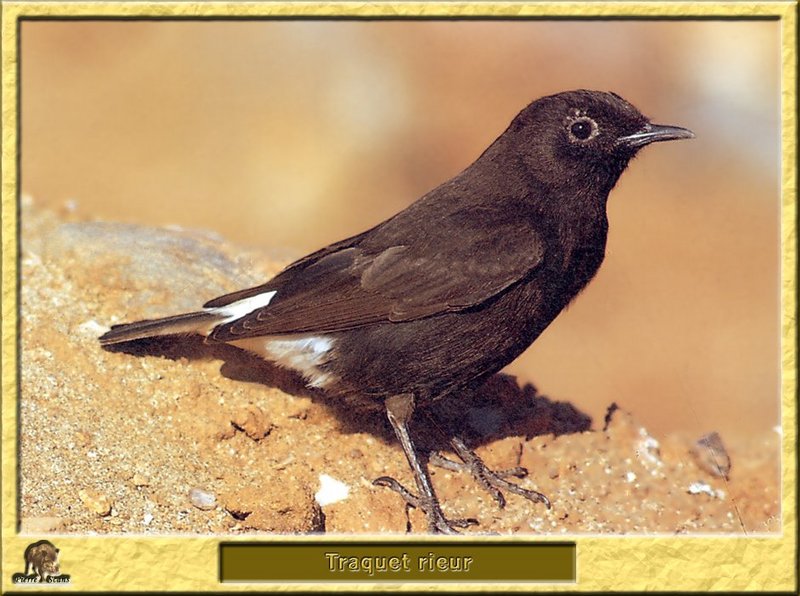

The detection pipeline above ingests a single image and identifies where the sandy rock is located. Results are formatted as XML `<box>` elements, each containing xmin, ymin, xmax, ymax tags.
<box><xmin>221</xmin><ymin>481</ymin><xmax>324</xmax><ymax>533</ymax></box>
<box><xmin>323</xmin><ymin>483</ymin><xmax>410</xmax><ymax>533</ymax></box>
<box><xmin>18</xmin><ymin>200</ymin><xmax>781</xmax><ymax>535</ymax></box>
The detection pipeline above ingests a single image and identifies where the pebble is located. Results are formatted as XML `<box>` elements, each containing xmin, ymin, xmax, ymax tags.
<box><xmin>131</xmin><ymin>473</ymin><xmax>150</xmax><ymax>487</ymax></box>
<box><xmin>314</xmin><ymin>474</ymin><xmax>350</xmax><ymax>506</ymax></box>
<box><xmin>273</xmin><ymin>455</ymin><xmax>295</xmax><ymax>470</ymax></box>
<box><xmin>691</xmin><ymin>431</ymin><xmax>732</xmax><ymax>479</ymax></box>
<box><xmin>79</xmin><ymin>489</ymin><xmax>112</xmax><ymax>516</ymax></box>
<box><xmin>74</xmin><ymin>430</ymin><xmax>92</xmax><ymax>447</ymax></box>
<box><xmin>76</xmin><ymin>319</ymin><xmax>106</xmax><ymax>336</ymax></box>
<box><xmin>231</xmin><ymin>405</ymin><xmax>273</xmax><ymax>441</ymax></box>
<box><xmin>189</xmin><ymin>488</ymin><xmax>217</xmax><ymax>511</ymax></box>
<box><xmin>687</xmin><ymin>481</ymin><xmax>719</xmax><ymax>498</ymax></box>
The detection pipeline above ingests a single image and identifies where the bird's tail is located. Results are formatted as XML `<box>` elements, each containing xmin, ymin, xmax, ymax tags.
<box><xmin>98</xmin><ymin>311</ymin><xmax>224</xmax><ymax>346</ymax></box>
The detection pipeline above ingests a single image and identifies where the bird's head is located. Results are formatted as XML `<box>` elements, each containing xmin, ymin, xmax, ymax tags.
<box><xmin>500</xmin><ymin>90</ymin><xmax>694</xmax><ymax>193</ymax></box>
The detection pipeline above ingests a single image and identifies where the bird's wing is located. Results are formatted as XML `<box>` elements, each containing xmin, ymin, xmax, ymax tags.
<box><xmin>209</xmin><ymin>213</ymin><xmax>544</xmax><ymax>341</ymax></box>
<box><xmin>202</xmin><ymin>227</ymin><xmax>376</xmax><ymax>309</ymax></box>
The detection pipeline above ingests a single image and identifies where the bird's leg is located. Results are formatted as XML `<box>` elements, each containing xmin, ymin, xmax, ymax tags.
<box><xmin>433</xmin><ymin>436</ymin><xmax>551</xmax><ymax>510</ymax></box>
<box><xmin>373</xmin><ymin>393</ymin><xmax>478</xmax><ymax>534</ymax></box>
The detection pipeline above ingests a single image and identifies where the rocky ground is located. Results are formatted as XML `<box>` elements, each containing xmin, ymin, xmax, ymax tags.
<box><xmin>18</xmin><ymin>198</ymin><xmax>780</xmax><ymax>535</ymax></box>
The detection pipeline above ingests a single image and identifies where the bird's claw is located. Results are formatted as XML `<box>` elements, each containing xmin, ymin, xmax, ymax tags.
<box><xmin>373</xmin><ymin>476</ymin><xmax>479</xmax><ymax>533</ymax></box>
<box><xmin>431</xmin><ymin>447</ymin><xmax>551</xmax><ymax>510</ymax></box>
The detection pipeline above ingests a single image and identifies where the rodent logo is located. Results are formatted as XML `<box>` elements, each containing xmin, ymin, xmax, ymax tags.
<box><xmin>11</xmin><ymin>540</ymin><xmax>71</xmax><ymax>585</ymax></box>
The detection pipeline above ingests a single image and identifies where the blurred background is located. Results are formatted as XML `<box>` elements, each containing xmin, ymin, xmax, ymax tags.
<box><xmin>20</xmin><ymin>20</ymin><xmax>780</xmax><ymax>443</ymax></box>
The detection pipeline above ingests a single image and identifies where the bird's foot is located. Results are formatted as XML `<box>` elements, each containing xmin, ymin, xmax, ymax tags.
<box><xmin>431</xmin><ymin>441</ymin><xmax>551</xmax><ymax>510</ymax></box>
<box><xmin>372</xmin><ymin>476</ymin><xmax>479</xmax><ymax>534</ymax></box>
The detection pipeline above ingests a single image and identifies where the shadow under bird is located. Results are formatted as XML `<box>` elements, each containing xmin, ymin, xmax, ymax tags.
<box><xmin>100</xmin><ymin>90</ymin><xmax>694</xmax><ymax>533</ymax></box>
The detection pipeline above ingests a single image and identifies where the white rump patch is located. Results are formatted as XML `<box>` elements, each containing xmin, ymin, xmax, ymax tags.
<box><xmin>211</xmin><ymin>290</ymin><xmax>277</xmax><ymax>322</ymax></box>
<box><xmin>232</xmin><ymin>334</ymin><xmax>336</xmax><ymax>389</ymax></box>
<box><xmin>216</xmin><ymin>291</ymin><xmax>336</xmax><ymax>388</ymax></box>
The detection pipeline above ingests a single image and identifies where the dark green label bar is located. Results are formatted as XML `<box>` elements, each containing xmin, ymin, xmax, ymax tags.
<box><xmin>220</xmin><ymin>542</ymin><xmax>575</xmax><ymax>583</ymax></box>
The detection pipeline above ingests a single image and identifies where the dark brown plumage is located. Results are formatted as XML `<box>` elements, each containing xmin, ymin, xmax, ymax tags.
<box><xmin>100</xmin><ymin>90</ymin><xmax>693</xmax><ymax>533</ymax></box>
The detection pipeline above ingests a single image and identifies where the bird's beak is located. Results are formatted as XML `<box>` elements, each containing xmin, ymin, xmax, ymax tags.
<box><xmin>617</xmin><ymin>123</ymin><xmax>695</xmax><ymax>149</ymax></box>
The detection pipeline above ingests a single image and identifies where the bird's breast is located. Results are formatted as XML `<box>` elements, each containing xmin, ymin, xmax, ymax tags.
<box><xmin>547</xmin><ymin>205</ymin><xmax>609</xmax><ymax>295</ymax></box>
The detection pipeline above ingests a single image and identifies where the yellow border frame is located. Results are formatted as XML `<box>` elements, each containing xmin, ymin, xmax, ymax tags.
<box><xmin>1</xmin><ymin>2</ymin><xmax>796</xmax><ymax>592</ymax></box>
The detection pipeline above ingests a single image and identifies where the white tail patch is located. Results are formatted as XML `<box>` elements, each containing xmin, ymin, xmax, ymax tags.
<box><xmin>211</xmin><ymin>291</ymin><xmax>277</xmax><ymax>322</ymax></box>
<box><xmin>232</xmin><ymin>334</ymin><xmax>336</xmax><ymax>389</ymax></box>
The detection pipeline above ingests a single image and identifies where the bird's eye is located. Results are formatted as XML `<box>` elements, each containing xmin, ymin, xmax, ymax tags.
<box><xmin>568</xmin><ymin>117</ymin><xmax>598</xmax><ymax>142</ymax></box>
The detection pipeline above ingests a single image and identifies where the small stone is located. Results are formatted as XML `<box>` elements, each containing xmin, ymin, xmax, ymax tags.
<box><xmin>189</xmin><ymin>488</ymin><xmax>217</xmax><ymax>511</ymax></box>
<box><xmin>143</xmin><ymin>512</ymin><xmax>154</xmax><ymax>526</ymax></box>
<box><xmin>691</xmin><ymin>431</ymin><xmax>732</xmax><ymax>479</ymax></box>
<box><xmin>687</xmin><ymin>481</ymin><xmax>717</xmax><ymax>497</ymax></box>
<box><xmin>288</xmin><ymin>406</ymin><xmax>309</xmax><ymax>420</ymax></box>
<box><xmin>314</xmin><ymin>474</ymin><xmax>350</xmax><ymax>506</ymax></box>
<box><xmin>76</xmin><ymin>319</ymin><xmax>106</xmax><ymax>336</ymax></box>
<box><xmin>273</xmin><ymin>455</ymin><xmax>295</xmax><ymax>470</ymax></box>
<box><xmin>231</xmin><ymin>405</ymin><xmax>273</xmax><ymax>441</ymax></box>
<box><xmin>74</xmin><ymin>430</ymin><xmax>92</xmax><ymax>447</ymax></box>
<box><xmin>79</xmin><ymin>489</ymin><xmax>112</xmax><ymax>516</ymax></box>
<box><xmin>131</xmin><ymin>473</ymin><xmax>150</xmax><ymax>487</ymax></box>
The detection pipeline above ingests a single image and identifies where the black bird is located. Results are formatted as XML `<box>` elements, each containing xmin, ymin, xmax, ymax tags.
<box><xmin>100</xmin><ymin>90</ymin><xmax>694</xmax><ymax>533</ymax></box>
